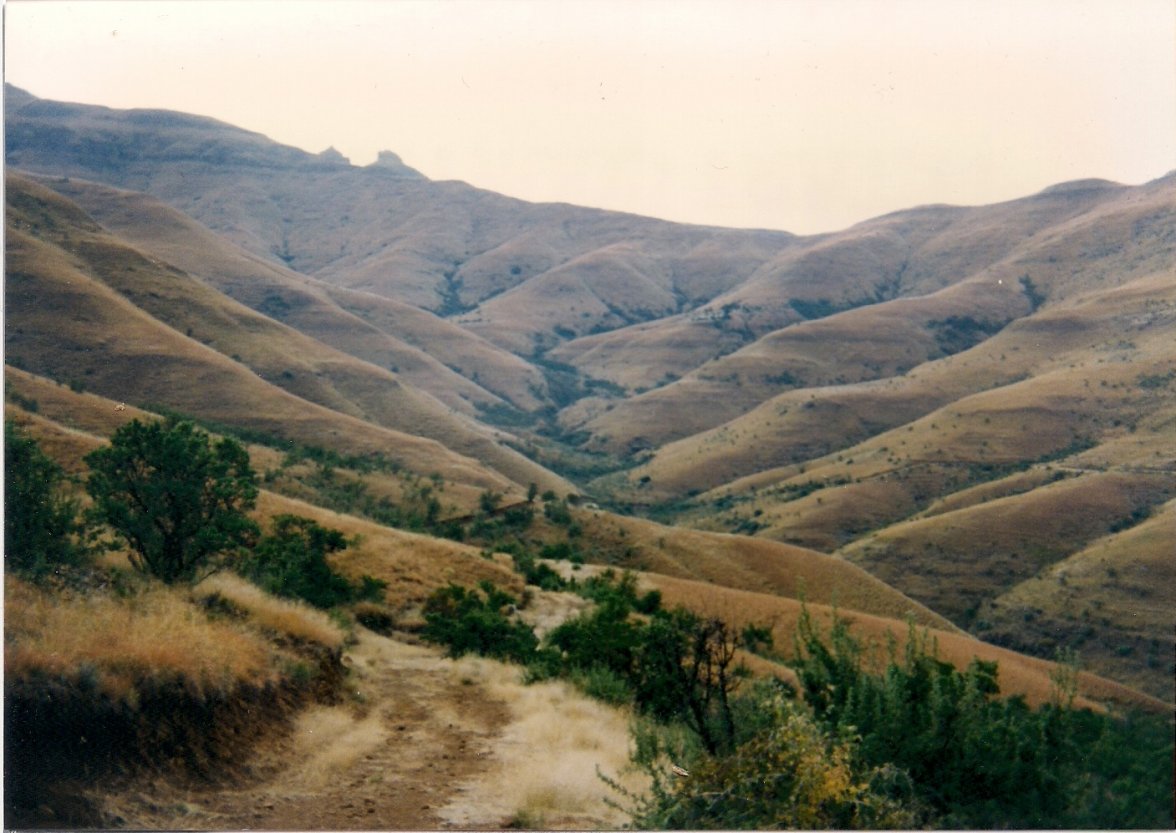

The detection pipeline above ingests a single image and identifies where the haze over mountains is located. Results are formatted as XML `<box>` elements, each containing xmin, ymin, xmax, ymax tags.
<box><xmin>5</xmin><ymin>84</ymin><xmax>1175</xmax><ymax>704</ymax></box>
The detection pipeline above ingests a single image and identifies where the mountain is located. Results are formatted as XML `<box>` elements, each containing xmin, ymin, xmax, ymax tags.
<box><xmin>6</xmin><ymin>84</ymin><xmax>1174</xmax><ymax>703</ymax></box>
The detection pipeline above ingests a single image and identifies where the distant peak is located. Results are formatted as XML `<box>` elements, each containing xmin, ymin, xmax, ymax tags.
<box><xmin>373</xmin><ymin>149</ymin><xmax>405</xmax><ymax>167</ymax></box>
<box><xmin>316</xmin><ymin>146</ymin><xmax>350</xmax><ymax>165</ymax></box>
<box><xmin>364</xmin><ymin>149</ymin><xmax>426</xmax><ymax>179</ymax></box>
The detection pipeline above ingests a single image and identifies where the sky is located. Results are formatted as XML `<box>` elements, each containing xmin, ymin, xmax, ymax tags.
<box><xmin>5</xmin><ymin>0</ymin><xmax>1175</xmax><ymax>235</ymax></box>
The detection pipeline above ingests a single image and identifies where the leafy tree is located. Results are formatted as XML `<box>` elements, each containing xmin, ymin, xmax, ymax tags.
<box><xmin>85</xmin><ymin>417</ymin><xmax>258</xmax><ymax>583</ymax></box>
<box><xmin>4</xmin><ymin>421</ymin><xmax>86</xmax><ymax>577</ymax></box>
<box><xmin>238</xmin><ymin>514</ymin><xmax>379</xmax><ymax>609</ymax></box>
<box><xmin>633</xmin><ymin>610</ymin><xmax>745</xmax><ymax>755</ymax></box>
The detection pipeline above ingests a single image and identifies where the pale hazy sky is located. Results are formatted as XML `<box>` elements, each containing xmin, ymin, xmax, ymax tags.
<box><xmin>5</xmin><ymin>0</ymin><xmax>1175</xmax><ymax>234</ymax></box>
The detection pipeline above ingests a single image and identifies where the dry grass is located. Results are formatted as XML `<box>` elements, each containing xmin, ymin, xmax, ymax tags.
<box><xmin>838</xmin><ymin>470</ymin><xmax>1176</xmax><ymax>623</ymax></box>
<box><xmin>252</xmin><ymin>490</ymin><xmax>525</xmax><ymax>610</ymax></box>
<box><xmin>193</xmin><ymin>573</ymin><xmax>346</xmax><ymax>649</ymax></box>
<box><xmin>5</xmin><ymin>175</ymin><xmax>562</xmax><ymax>498</ymax></box>
<box><xmin>583</xmin><ymin>510</ymin><xmax>955</xmax><ymax>630</ymax></box>
<box><xmin>438</xmin><ymin>656</ymin><xmax>647</xmax><ymax>829</ymax></box>
<box><xmin>5</xmin><ymin>578</ymin><xmax>275</xmax><ymax>701</ymax></box>
<box><xmin>981</xmin><ymin>497</ymin><xmax>1176</xmax><ymax>702</ymax></box>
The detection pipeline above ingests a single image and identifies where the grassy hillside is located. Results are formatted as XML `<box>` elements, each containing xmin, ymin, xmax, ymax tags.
<box><xmin>36</xmin><ymin>175</ymin><xmax>551</xmax><ymax>414</ymax></box>
<box><xmin>5</xmin><ymin>174</ymin><xmax>571</xmax><ymax>499</ymax></box>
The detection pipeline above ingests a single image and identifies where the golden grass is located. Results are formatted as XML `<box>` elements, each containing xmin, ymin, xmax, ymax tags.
<box><xmin>582</xmin><ymin>510</ymin><xmax>955</xmax><ymax>630</ymax></box>
<box><xmin>438</xmin><ymin>656</ymin><xmax>647</xmax><ymax>829</ymax></box>
<box><xmin>193</xmin><ymin>573</ymin><xmax>346</xmax><ymax>649</ymax></box>
<box><xmin>252</xmin><ymin>490</ymin><xmax>525</xmax><ymax>610</ymax></box>
<box><xmin>5</xmin><ymin>578</ymin><xmax>274</xmax><ymax>701</ymax></box>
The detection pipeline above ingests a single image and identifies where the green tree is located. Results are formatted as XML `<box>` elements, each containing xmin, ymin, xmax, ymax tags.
<box><xmin>4</xmin><ymin>421</ymin><xmax>86</xmax><ymax>577</ymax></box>
<box><xmin>85</xmin><ymin>417</ymin><xmax>258</xmax><ymax>583</ymax></box>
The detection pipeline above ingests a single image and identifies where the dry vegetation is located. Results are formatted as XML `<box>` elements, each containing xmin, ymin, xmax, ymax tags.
<box><xmin>6</xmin><ymin>577</ymin><xmax>275</xmax><ymax>701</ymax></box>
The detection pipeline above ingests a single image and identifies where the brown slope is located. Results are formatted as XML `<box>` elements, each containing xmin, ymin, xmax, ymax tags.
<box><xmin>12</xmin><ymin>368</ymin><xmax>1166</xmax><ymax>716</ymax></box>
<box><xmin>836</xmin><ymin>471</ymin><xmax>1175</xmax><ymax>626</ymax></box>
<box><xmin>35</xmin><ymin>175</ymin><xmax>548</xmax><ymax>413</ymax></box>
<box><xmin>2</xmin><ymin>380</ymin><xmax>523</xmax><ymax>609</ymax></box>
<box><xmin>976</xmin><ymin>497</ymin><xmax>1176</xmax><ymax>703</ymax></box>
<box><xmin>5</xmin><ymin>85</ymin><xmax>796</xmax><ymax>353</ymax></box>
<box><xmin>560</xmin><ymin>507</ymin><xmax>956</xmax><ymax>631</ymax></box>
<box><xmin>569</xmin><ymin>175</ymin><xmax>1176</xmax><ymax>453</ymax></box>
<box><xmin>604</xmin><ymin>241</ymin><xmax>1176</xmax><ymax>502</ymax></box>
<box><xmin>4</xmin><ymin>180</ymin><xmax>562</xmax><ymax>498</ymax></box>
<box><xmin>644</xmin><ymin>575</ymin><xmax>1167</xmax><ymax>714</ymax></box>
<box><xmin>5</xmin><ymin>174</ymin><xmax>571</xmax><ymax>496</ymax></box>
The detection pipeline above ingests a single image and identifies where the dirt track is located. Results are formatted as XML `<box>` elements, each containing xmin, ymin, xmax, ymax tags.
<box><xmin>97</xmin><ymin>632</ymin><xmax>519</xmax><ymax>830</ymax></box>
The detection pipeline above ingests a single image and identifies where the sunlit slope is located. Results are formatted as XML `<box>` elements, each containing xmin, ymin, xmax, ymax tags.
<box><xmin>614</xmin><ymin>268</ymin><xmax>1176</xmax><ymax>503</ymax></box>
<box><xmin>4</xmin><ymin>176</ymin><xmax>569</xmax><ymax>496</ymax></box>
<box><xmin>570</xmin><ymin>174</ymin><xmax>1176</xmax><ymax>453</ymax></box>
<box><xmin>36</xmin><ymin>175</ymin><xmax>548</xmax><ymax>414</ymax></box>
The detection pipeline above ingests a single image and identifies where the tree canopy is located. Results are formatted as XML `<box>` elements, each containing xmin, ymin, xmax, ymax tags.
<box><xmin>85</xmin><ymin>417</ymin><xmax>258</xmax><ymax>583</ymax></box>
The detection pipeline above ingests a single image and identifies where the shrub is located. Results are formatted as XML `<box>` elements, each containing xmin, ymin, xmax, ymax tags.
<box><xmin>5</xmin><ymin>421</ymin><xmax>87</xmax><ymax>578</ymax></box>
<box><xmin>613</xmin><ymin>690</ymin><xmax>924</xmax><ymax>830</ymax></box>
<box><xmin>791</xmin><ymin>607</ymin><xmax>1175</xmax><ymax>829</ymax></box>
<box><xmin>237</xmin><ymin>515</ymin><xmax>383</xmax><ymax>609</ymax></box>
<box><xmin>422</xmin><ymin>582</ymin><xmax>538</xmax><ymax>663</ymax></box>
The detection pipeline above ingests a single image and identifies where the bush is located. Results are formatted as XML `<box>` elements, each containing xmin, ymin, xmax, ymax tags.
<box><xmin>85</xmin><ymin>418</ymin><xmax>258</xmax><ymax>583</ymax></box>
<box><xmin>4</xmin><ymin>421</ymin><xmax>87</xmax><ymax>578</ymax></box>
<box><xmin>613</xmin><ymin>689</ymin><xmax>924</xmax><ymax>830</ymax></box>
<box><xmin>421</xmin><ymin>582</ymin><xmax>538</xmax><ymax>663</ymax></box>
<box><xmin>238</xmin><ymin>514</ymin><xmax>383</xmax><ymax>609</ymax></box>
<box><xmin>791</xmin><ymin>608</ymin><xmax>1175</xmax><ymax>828</ymax></box>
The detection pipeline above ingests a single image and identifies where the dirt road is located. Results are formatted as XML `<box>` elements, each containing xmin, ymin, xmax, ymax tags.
<box><xmin>95</xmin><ymin>624</ymin><xmax>639</xmax><ymax>830</ymax></box>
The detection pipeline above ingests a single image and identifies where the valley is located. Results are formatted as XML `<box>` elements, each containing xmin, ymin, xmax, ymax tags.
<box><xmin>4</xmin><ymin>84</ymin><xmax>1174</xmax><ymax>828</ymax></box>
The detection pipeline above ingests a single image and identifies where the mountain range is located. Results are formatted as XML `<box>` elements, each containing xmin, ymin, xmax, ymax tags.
<box><xmin>5</xmin><ymin>83</ymin><xmax>1174</xmax><ymax>705</ymax></box>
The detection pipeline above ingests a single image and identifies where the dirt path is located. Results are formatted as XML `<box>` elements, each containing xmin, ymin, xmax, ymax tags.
<box><xmin>103</xmin><ymin>632</ymin><xmax>516</xmax><ymax>830</ymax></box>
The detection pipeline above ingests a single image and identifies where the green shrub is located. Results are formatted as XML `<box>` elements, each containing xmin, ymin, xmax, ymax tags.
<box><xmin>421</xmin><ymin>582</ymin><xmax>538</xmax><ymax>663</ymax></box>
<box><xmin>238</xmin><ymin>514</ymin><xmax>382</xmax><ymax>609</ymax></box>
<box><xmin>791</xmin><ymin>608</ymin><xmax>1175</xmax><ymax>829</ymax></box>
<box><xmin>85</xmin><ymin>417</ymin><xmax>258</xmax><ymax>583</ymax></box>
<box><xmin>569</xmin><ymin>664</ymin><xmax>633</xmax><ymax>706</ymax></box>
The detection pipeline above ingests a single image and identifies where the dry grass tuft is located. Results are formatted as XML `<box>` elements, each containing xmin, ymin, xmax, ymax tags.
<box><xmin>193</xmin><ymin>573</ymin><xmax>347</xmax><ymax>649</ymax></box>
<box><xmin>5</xmin><ymin>578</ymin><xmax>274</xmax><ymax>701</ymax></box>
<box><xmin>439</xmin><ymin>657</ymin><xmax>647</xmax><ymax>829</ymax></box>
